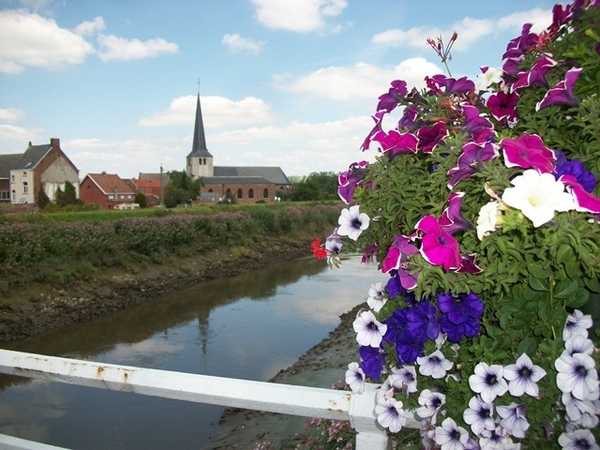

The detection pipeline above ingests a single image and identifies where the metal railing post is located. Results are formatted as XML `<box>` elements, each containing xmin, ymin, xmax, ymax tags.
<box><xmin>348</xmin><ymin>383</ymin><xmax>389</xmax><ymax>450</ymax></box>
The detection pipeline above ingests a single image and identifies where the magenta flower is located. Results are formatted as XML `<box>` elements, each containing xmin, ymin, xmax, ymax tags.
<box><xmin>448</xmin><ymin>141</ymin><xmax>499</xmax><ymax>189</ymax></box>
<box><xmin>361</xmin><ymin>111</ymin><xmax>385</xmax><ymax>151</ymax></box>
<box><xmin>512</xmin><ymin>54</ymin><xmax>557</xmax><ymax>90</ymax></box>
<box><xmin>377</xmin><ymin>79</ymin><xmax>408</xmax><ymax>113</ymax></box>
<box><xmin>439</xmin><ymin>192</ymin><xmax>473</xmax><ymax>235</ymax></box>
<box><xmin>415</xmin><ymin>215</ymin><xmax>462</xmax><ymax>271</ymax></box>
<box><xmin>381</xmin><ymin>235</ymin><xmax>419</xmax><ymax>290</ymax></box>
<box><xmin>456</xmin><ymin>254</ymin><xmax>483</xmax><ymax>274</ymax></box>
<box><xmin>338</xmin><ymin>161</ymin><xmax>369</xmax><ymax>204</ymax></box>
<box><xmin>500</xmin><ymin>134</ymin><xmax>555</xmax><ymax>173</ymax></box>
<box><xmin>560</xmin><ymin>174</ymin><xmax>600</xmax><ymax>214</ymax></box>
<box><xmin>536</xmin><ymin>67</ymin><xmax>582</xmax><ymax>111</ymax></box>
<box><xmin>397</xmin><ymin>105</ymin><xmax>419</xmax><ymax>132</ymax></box>
<box><xmin>426</xmin><ymin>74</ymin><xmax>475</xmax><ymax>95</ymax></box>
<box><xmin>462</xmin><ymin>104</ymin><xmax>495</xmax><ymax>143</ymax></box>
<box><xmin>486</xmin><ymin>90</ymin><xmax>520</xmax><ymax>122</ymax></box>
<box><xmin>373</xmin><ymin>130</ymin><xmax>418</xmax><ymax>161</ymax></box>
<box><xmin>417</xmin><ymin>121</ymin><xmax>449</xmax><ymax>154</ymax></box>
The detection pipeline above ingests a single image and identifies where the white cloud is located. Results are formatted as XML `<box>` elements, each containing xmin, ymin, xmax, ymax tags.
<box><xmin>74</xmin><ymin>16</ymin><xmax>106</xmax><ymax>36</ymax></box>
<box><xmin>278</xmin><ymin>58</ymin><xmax>441</xmax><ymax>99</ymax></box>
<box><xmin>97</xmin><ymin>34</ymin><xmax>179</xmax><ymax>62</ymax></box>
<box><xmin>0</xmin><ymin>108</ymin><xmax>26</xmax><ymax>122</ymax></box>
<box><xmin>251</xmin><ymin>0</ymin><xmax>347</xmax><ymax>32</ymax></box>
<box><xmin>0</xmin><ymin>10</ymin><xmax>95</xmax><ymax>73</ymax></box>
<box><xmin>372</xmin><ymin>7</ymin><xmax>552</xmax><ymax>51</ymax></box>
<box><xmin>222</xmin><ymin>33</ymin><xmax>265</xmax><ymax>54</ymax></box>
<box><xmin>0</xmin><ymin>124</ymin><xmax>43</xmax><ymax>144</ymax></box>
<box><xmin>138</xmin><ymin>95</ymin><xmax>274</xmax><ymax>128</ymax></box>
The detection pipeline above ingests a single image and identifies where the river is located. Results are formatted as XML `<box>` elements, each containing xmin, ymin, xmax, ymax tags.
<box><xmin>0</xmin><ymin>255</ymin><xmax>383</xmax><ymax>449</ymax></box>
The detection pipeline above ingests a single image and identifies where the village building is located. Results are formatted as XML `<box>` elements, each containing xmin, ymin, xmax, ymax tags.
<box><xmin>79</xmin><ymin>172</ymin><xmax>137</xmax><ymax>209</ymax></box>
<box><xmin>185</xmin><ymin>94</ymin><xmax>291</xmax><ymax>204</ymax></box>
<box><xmin>0</xmin><ymin>138</ymin><xmax>79</xmax><ymax>205</ymax></box>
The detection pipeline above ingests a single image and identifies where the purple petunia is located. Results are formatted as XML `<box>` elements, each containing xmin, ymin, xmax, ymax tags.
<box><xmin>381</xmin><ymin>234</ymin><xmax>419</xmax><ymax>290</ymax></box>
<box><xmin>359</xmin><ymin>345</ymin><xmax>385</xmax><ymax>381</ymax></box>
<box><xmin>337</xmin><ymin>160</ymin><xmax>369</xmax><ymax>204</ymax></box>
<box><xmin>447</xmin><ymin>141</ymin><xmax>499</xmax><ymax>189</ymax></box>
<box><xmin>438</xmin><ymin>292</ymin><xmax>484</xmax><ymax>342</ymax></box>
<box><xmin>536</xmin><ymin>67</ymin><xmax>582</xmax><ymax>111</ymax></box>
<box><xmin>416</xmin><ymin>215</ymin><xmax>462</xmax><ymax>271</ymax></box>
<box><xmin>417</xmin><ymin>121</ymin><xmax>449</xmax><ymax>154</ymax></box>
<box><xmin>373</xmin><ymin>130</ymin><xmax>418</xmax><ymax>161</ymax></box>
<box><xmin>500</xmin><ymin>133</ymin><xmax>556</xmax><ymax>173</ymax></box>
<box><xmin>439</xmin><ymin>192</ymin><xmax>474</xmax><ymax>235</ymax></box>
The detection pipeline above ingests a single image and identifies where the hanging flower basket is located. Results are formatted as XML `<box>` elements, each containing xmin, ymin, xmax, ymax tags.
<box><xmin>313</xmin><ymin>1</ymin><xmax>600</xmax><ymax>448</ymax></box>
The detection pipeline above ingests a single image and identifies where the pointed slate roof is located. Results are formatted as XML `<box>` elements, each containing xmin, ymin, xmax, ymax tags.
<box><xmin>0</xmin><ymin>154</ymin><xmax>22</xmax><ymax>178</ymax></box>
<box><xmin>187</xmin><ymin>94</ymin><xmax>213</xmax><ymax>159</ymax></box>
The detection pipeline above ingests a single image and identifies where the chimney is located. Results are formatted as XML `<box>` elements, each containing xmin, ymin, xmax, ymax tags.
<box><xmin>50</xmin><ymin>138</ymin><xmax>60</xmax><ymax>150</ymax></box>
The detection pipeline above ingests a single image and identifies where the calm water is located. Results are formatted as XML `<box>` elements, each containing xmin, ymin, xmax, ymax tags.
<box><xmin>0</xmin><ymin>256</ymin><xmax>383</xmax><ymax>449</ymax></box>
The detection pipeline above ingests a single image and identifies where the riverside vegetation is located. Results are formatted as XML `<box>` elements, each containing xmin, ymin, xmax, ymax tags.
<box><xmin>0</xmin><ymin>203</ymin><xmax>342</xmax><ymax>342</ymax></box>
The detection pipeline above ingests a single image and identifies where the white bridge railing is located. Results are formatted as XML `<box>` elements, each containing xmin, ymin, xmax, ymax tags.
<box><xmin>0</xmin><ymin>349</ymin><xmax>407</xmax><ymax>450</ymax></box>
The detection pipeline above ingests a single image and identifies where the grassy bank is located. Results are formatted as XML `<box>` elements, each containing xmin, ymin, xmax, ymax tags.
<box><xmin>0</xmin><ymin>203</ymin><xmax>341</xmax><ymax>298</ymax></box>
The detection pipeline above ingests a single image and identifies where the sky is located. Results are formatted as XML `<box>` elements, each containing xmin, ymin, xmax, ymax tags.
<box><xmin>0</xmin><ymin>0</ymin><xmax>557</xmax><ymax>179</ymax></box>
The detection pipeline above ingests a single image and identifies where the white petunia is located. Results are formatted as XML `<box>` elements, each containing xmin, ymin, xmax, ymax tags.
<box><xmin>416</xmin><ymin>389</ymin><xmax>446</xmax><ymax>422</ymax></box>
<box><xmin>431</xmin><ymin>417</ymin><xmax>469</xmax><ymax>450</ymax></box>
<box><xmin>555</xmin><ymin>352</ymin><xmax>599</xmax><ymax>401</ymax></box>
<box><xmin>479</xmin><ymin>426</ymin><xmax>520</xmax><ymax>450</ymax></box>
<box><xmin>345</xmin><ymin>362</ymin><xmax>365</xmax><ymax>394</ymax></box>
<box><xmin>476</xmin><ymin>66</ymin><xmax>503</xmax><ymax>91</ymax></box>
<box><xmin>389</xmin><ymin>365</ymin><xmax>418</xmax><ymax>394</ymax></box>
<box><xmin>337</xmin><ymin>205</ymin><xmax>370</xmax><ymax>241</ymax></box>
<box><xmin>497</xmin><ymin>403</ymin><xmax>529</xmax><ymax>439</ymax></box>
<box><xmin>476</xmin><ymin>201</ymin><xmax>500</xmax><ymax>240</ymax></box>
<box><xmin>562</xmin><ymin>334</ymin><xmax>594</xmax><ymax>357</ymax></box>
<box><xmin>562</xmin><ymin>392</ymin><xmax>600</xmax><ymax>428</ymax></box>
<box><xmin>503</xmin><ymin>353</ymin><xmax>547</xmax><ymax>397</ymax></box>
<box><xmin>352</xmin><ymin>310</ymin><xmax>387</xmax><ymax>348</ymax></box>
<box><xmin>463</xmin><ymin>396</ymin><xmax>495</xmax><ymax>436</ymax></box>
<box><xmin>501</xmin><ymin>170</ymin><xmax>575</xmax><ymax>227</ymax></box>
<box><xmin>417</xmin><ymin>350</ymin><xmax>454</xmax><ymax>379</ymax></box>
<box><xmin>558</xmin><ymin>429</ymin><xmax>600</xmax><ymax>450</ymax></box>
<box><xmin>469</xmin><ymin>362</ymin><xmax>508</xmax><ymax>403</ymax></box>
<box><xmin>563</xmin><ymin>309</ymin><xmax>593</xmax><ymax>341</ymax></box>
<box><xmin>366</xmin><ymin>282</ymin><xmax>387</xmax><ymax>313</ymax></box>
<box><xmin>375</xmin><ymin>396</ymin><xmax>407</xmax><ymax>433</ymax></box>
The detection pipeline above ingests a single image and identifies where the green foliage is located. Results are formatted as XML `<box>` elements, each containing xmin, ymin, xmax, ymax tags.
<box><xmin>291</xmin><ymin>171</ymin><xmax>339</xmax><ymax>201</ymax></box>
<box><xmin>134</xmin><ymin>192</ymin><xmax>148</xmax><ymax>208</ymax></box>
<box><xmin>37</xmin><ymin>189</ymin><xmax>51</xmax><ymax>209</ymax></box>
<box><xmin>164</xmin><ymin>170</ymin><xmax>203</xmax><ymax>207</ymax></box>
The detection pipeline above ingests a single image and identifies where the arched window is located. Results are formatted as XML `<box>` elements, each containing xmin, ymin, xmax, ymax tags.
<box><xmin>208</xmin><ymin>188</ymin><xmax>213</xmax><ymax>193</ymax></box>
<box><xmin>203</xmin><ymin>158</ymin><xmax>206</xmax><ymax>165</ymax></box>
<box><xmin>237</xmin><ymin>188</ymin><xmax>243</xmax><ymax>199</ymax></box>
<box><xmin>263</xmin><ymin>188</ymin><xmax>269</xmax><ymax>199</ymax></box>
<box><xmin>248</xmin><ymin>188</ymin><xmax>254</xmax><ymax>199</ymax></box>
<box><xmin>226</xmin><ymin>188</ymin><xmax>232</xmax><ymax>196</ymax></box>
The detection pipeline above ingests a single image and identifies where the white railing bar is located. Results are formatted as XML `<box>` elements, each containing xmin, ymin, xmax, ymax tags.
<box><xmin>0</xmin><ymin>433</ymin><xmax>69</xmax><ymax>450</ymax></box>
<box><xmin>0</xmin><ymin>350</ymin><xmax>391</xmax><ymax>450</ymax></box>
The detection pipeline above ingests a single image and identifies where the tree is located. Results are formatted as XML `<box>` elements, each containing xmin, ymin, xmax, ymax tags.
<box><xmin>164</xmin><ymin>170</ymin><xmax>203</xmax><ymax>208</ymax></box>
<box><xmin>37</xmin><ymin>189</ymin><xmax>51</xmax><ymax>209</ymax></box>
<box><xmin>290</xmin><ymin>171</ymin><xmax>339</xmax><ymax>201</ymax></box>
<box><xmin>134</xmin><ymin>192</ymin><xmax>148</xmax><ymax>208</ymax></box>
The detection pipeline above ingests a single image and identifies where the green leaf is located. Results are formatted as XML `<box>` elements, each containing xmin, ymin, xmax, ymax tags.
<box><xmin>527</xmin><ymin>263</ymin><xmax>552</xmax><ymax>279</ymax></box>
<box><xmin>566</xmin><ymin>289</ymin><xmax>590</xmax><ymax>309</ymax></box>
<box><xmin>556</xmin><ymin>244</ymin><xmax>575</xmax><ymax>264</ymax></box>
<box><xmin>528</xmin><ymin>274</ymin><xmax>549</xmax><ymax>292</ymax></box>
<box><xmin>517</xmin><ymin>337</ymin><xmax>538</xmax><ymax>355</ymax></box>
<box><xmin>553</xmin><ymin>279</ymin><xmax>579</xmax><ymax>299</ymax></box>
<box><xmin>538</xmin><ymin>301</ymin><xmax>550</xmax><ymax>321</ymax></box>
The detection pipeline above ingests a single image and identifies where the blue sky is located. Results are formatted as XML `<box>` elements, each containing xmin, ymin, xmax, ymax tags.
<box><xmin>0</xmin><ymin>0</ymin><xmax>556</xmax><ymax>179</ymax></box>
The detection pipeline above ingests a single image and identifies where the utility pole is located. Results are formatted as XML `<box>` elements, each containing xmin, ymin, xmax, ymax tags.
<box><xmin>160</xmin><ymin>164</ymin><xmax>164</xmax><ymax>206</ymax></box>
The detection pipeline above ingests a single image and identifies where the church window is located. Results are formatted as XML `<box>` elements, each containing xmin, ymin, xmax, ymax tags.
<box><xmin>248</xmin><ymin>188</ymin><xmax>254</xmax><ymax>199</ymax></box>
<box><xmin>237</xmin><ymin>188</ymin><xmax>243</xmax><ymax>199</ymax></box>
<box><xmin>203</xmin><ymin>158</ymin><xmax>206</xmax><ymax>164</ymax></box>
<box><xmin>208</xmin><ymin>188</ymin><xmax>213</xmax><ymax>193</ymax></box>
<box><xmin>263</xmin><ymin>188</ymin><xmax>269</xmax><ymax>199</ymax></box>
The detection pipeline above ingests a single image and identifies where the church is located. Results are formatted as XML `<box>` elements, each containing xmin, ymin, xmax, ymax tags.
<box><xmin>186</xmin><ymin>95</ymin><xmax>291</xmax><ymax>204</ymax></box>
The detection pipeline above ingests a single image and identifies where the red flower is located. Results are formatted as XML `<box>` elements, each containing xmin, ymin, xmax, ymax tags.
<box><xmin>311</xmin><ymin>238</ymin><xmax>327</xmax><ymax>259</ymax></box>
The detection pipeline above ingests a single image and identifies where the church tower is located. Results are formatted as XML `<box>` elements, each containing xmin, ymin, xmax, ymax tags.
<box><xmin>186</xmin><ymin>94</ymin><xmax>213</xmax><ymax>179</ymax></box>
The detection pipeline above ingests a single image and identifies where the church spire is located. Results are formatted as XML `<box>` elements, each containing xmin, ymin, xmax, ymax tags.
<box><xmin>188</xmin><ymin>91</ymin><xmax>212</xmax><ymax>158</ymax></box>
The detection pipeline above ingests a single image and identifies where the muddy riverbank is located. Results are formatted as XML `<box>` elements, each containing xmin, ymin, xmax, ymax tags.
<box><xmin>0</xmin><ymin>237</ymin><xmax>316</xmax><ymax>343</ymax></box>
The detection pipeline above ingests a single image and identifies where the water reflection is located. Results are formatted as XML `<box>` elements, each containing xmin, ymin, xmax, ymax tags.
<box><xmin>0</xmin><ymin>256</ymin><xmax>384</xmax><ymax>450</ymax></box>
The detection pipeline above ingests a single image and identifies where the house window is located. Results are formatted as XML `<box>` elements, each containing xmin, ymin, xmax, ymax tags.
<box><xmin>23</xmin><ymin>182</ymin><xmax>28</xmax><ymax>194</ymax></box>
<box><xmin>127</xmin><ymin>195</ymin><xmax>132</xmax><ymax>199</ymax></box>
<box><xmin>248</xmin><ymin>188</ymin><xmax>254</xmax><ymax>199</ymax></box>
<box><xmin>237</xmin><ymin>188</ymin><xmax>243</xmax><ymax>199</ymax></box>
<box><xmin>208</xmin><ymin>188</ymin><xmax>213</xmax><ymax>193</ymax></box>
<box><xmin>11</xmin><ymin>190</ymin><xmax>16</xmax><ymax>201</ymax></box>
<box><xmin>120</xmin><ymin>195</ymin><xmax>124</xmax><ymax>199</ymax></box>
<box><xmin>0</xmin><ymin>191</ymin><xmax>7</xmax><ymax>199</ymax></box>
<box><xmin>11</xmin><ymin>175</ymin><xmax>15</xmax><ymax>183</ymax></box>
<box><xmin>22</xmin><ymin>172</ymin><xmax>27</xmax><ymax>177</ymax></box>
<box><xmin>263</xmin><ymin>188</ymin><xmax>269</xmax><ymax>199</ymax></box>
<box><xmin>108</xmin><ymin>194</ymin><xmax>115</xmax><ymax>200</ymax></box>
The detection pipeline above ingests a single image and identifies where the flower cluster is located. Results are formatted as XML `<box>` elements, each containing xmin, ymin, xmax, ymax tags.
<box><xmin>318</xmin><ymin>1</ymin><xmax>600</xmax><ymax>448</ymax></box>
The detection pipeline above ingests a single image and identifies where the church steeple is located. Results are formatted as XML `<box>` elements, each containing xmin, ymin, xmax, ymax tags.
<box><xmin>186</xmin><ymin>91</ymin><xmax>213</xmax><ymax>178</ymax></box>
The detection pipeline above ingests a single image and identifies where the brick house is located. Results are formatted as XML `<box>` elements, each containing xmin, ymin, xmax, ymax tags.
<box><xmin>79</xmin><ymin>172</ymin><xmax>137</xmax><ymax>209</ymax></box>
<box><xmin>0</xmin><ymin>138</ymin><xmax>79</xmax><ymax>205</ymax></box>
<box><xmin>185</xmin><ymin>94</ymin><xmax>291</xmax><ymax>204</ymax></box>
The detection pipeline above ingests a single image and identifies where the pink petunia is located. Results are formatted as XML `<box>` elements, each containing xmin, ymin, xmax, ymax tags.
<box><xmin>500</xmin><ymin>134</ymin><xmax>555</xmax><ymax>173</ymax></box>
<box><xmin>415</xmin><ymin>215</ymin><xmax>462</xmax><ymax>271</ymax></box>
<box><xmin>560</xmin><ymin>174</ymin><xmax>600</xmax><ymax>214</ymax></box>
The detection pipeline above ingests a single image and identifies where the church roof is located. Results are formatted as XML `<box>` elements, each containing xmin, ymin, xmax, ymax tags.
<box><xmin>203</xmin><ymin>176</ymin><xmax>272</xmax><ymax>185</ymax></box>
<box><xmin>187</xmin><ymin>94</ymin><xmax>213</xmax><ymax>159</ymax></box>
<box><xmin>213</xmin><ymin>166</ymin><xmax>291</xmax><ymax>185</ymax></box>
